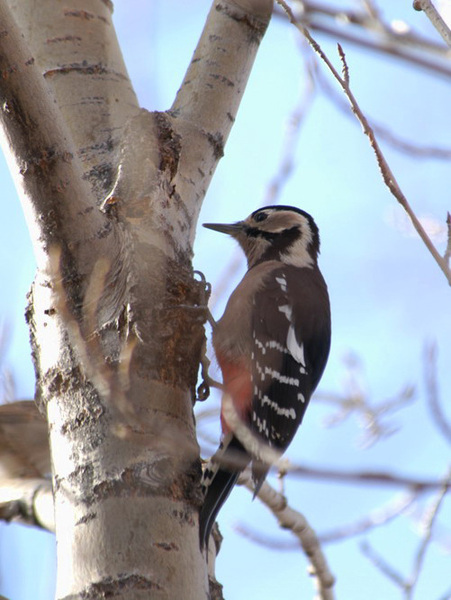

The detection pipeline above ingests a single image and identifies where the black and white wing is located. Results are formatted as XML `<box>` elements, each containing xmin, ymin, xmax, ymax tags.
<box><xmin>250</xmin><ymin>264</ymin><xmax>331</xmax><ymax>488</ymax></box>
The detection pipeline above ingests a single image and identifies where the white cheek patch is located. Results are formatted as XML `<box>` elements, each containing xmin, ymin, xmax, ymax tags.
<box><xmin>280</xmin><ymin>217</ymin><xmax>315</xmax><ymax>268</ymax></box>
<box><xmin>281</xmin><ymin>239</ymin><xmax>314</xmax><ymax>268</ymax></box>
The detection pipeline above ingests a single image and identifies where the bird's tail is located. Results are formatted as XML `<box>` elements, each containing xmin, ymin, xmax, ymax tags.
<box><xmin>199</xmin><ymin>435</ymin><xmax>250</xmax><ymax>551</ymax></box>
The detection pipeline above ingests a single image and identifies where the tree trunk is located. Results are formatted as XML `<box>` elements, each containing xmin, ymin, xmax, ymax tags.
<box><xmin>0</xmin><ymin>0</ymin><xmax>273</xmax><ymax>598</ymax></box>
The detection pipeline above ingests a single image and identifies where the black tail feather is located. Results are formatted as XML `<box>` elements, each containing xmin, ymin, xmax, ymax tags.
<box><xmin>199</xmin><ymin>436</ymin><xmax>249</xmax><ymax>551</ymax></box>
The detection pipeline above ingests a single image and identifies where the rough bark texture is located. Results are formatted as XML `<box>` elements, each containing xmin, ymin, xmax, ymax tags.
<box><xmin>0</xmin><ymin>0</ymin><xmax>274</xmax><ymax>597</ymax></box>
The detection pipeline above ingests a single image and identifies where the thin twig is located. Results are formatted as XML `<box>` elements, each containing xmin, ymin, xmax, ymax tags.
<box><xmin>315</xmin><ymin>67</ymin><xmax>451</xmax><ymax>160</ymax></box>
<box><xmin>273</xmin><ymin>4</ymin><xmax>451</xmax><ymax>79</ymax></box>
<box><xmin>239</xmin><ymin>470</ymin><xmax>336</xmax><ymax>600</ymax></box>
<box><xmin>413</xmin><ymin>0</ymin><xmax>451</xmax><ymax>48</ymax></box>
<box><xmin>424</xmin><ymin>342</ymin><xmax>451</xmax><ymax>445</ymax></box>
<box><xmin>360</xmin><ymin>540</ymin><xmax>406</xmax><ymax>589</ymax></box>
<box><xmin>444</xmin><ymin>212</ymin><xmax>451</xmax><ymax>266</ymax></box>
<box><xmin>319</xmin><ymin>490</ymin><xmax>420</xmax><ymax>544</ymax></box>
<box><xmin>235</xmin><ymin>490</ymin><xmax>419</xmax><ymax>549</ymax></box>
<box><xmin>288</xmin><ymin>464</ymin><xmax>443</xmax><ymax>491</ymax></box>
<box><xmin>263</xmin><ymin>48</ymin><xmax>317</xmax><ymax>206</ymax></box>
<box><xmin>404</xmin><ymin>469</ymin><xmax>451</xmax><ymax>599</ymax></box>
<box><xmin>276</xmin><ymin>0</ymin><xmax>451</xmax><ymax>286</ymax></box>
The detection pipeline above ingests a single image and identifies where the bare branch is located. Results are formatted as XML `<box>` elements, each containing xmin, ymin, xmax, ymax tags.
<box><xmin>360</xmin><ymin>470</ymin><xmax>451</xmax><ymax>596</ymax></box>
<box><xmin>360</xmin><ymin>540</ymin><xmax>406</xmax><ymax>589</ymax></box>
<box><xmin>276</xmin><ymin>1</ymin><xmax>451</xmax><ymax>285</ymax></box>
<box><xmin>316</xmin><ymin>354</ymin><xmax>415</xmax><ymax>448</ymax></box>
<box><xmin>337</xmin><ymin>43</ymin><xmax>349</xmax><ymax>84</ymax></box>
<box><xmin>319</xmin><ymin>491</ymin><xmax>420</xmax><ymax>544</ymax></box>
<box><xmin>288</xmin><ymin>464</ymin><xmax>444</xmax><ymax>491</ymax></box>
<box><xmin>0</xmin><ymin>0</ymin><xmax>112</xmax><ymax>275</ymax></box>
<box><xmin>238</xmin><ymin>470</ymin><xmax>336</xmax><ymax>600</ymax></box>
<box><xmin>262</xmin><ymin>50</ymin><xmax>317</xmax><ymax>206</ymax></box>
<box><xmin>413</xmin><ymin>0</ymin><xmax>451</xmax><ymax>47</ymax></box>
<box><xmin>424</xmin><ymin>342</ymin><xmax>451</xmax><ymax>444</ymax></box>
<box><xmin>236</xmin><ymin>490</ymin><xmax>419</xmax><ymax>549</ymax></box>
<box><xmin>0</xmin><ymin>478</ymin><xmax>54</xmax><ymax>532</ymax></box>
<box><xmin>314</xmin><ymin>67</ymin><xmax>451</xmax><ymax>160</ymax></box>
<box><xmin>273</xmin><ymin>3</ymin><xmax>451</xmax><ymax>79</ymax></box>
<box><xmin>445</xmin><ymin>212</ymin><xmax>451</xmax><ymax>266</ymax></box>
<box><xmin>405</xmin><ymin>470</ymin><xmax>451</xmax><ymax>599</ymax></box>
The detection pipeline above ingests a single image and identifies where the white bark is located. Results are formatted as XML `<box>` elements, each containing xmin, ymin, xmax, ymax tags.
<box><xmin>0</xmin><ymin>0</ymin><xmax>274</xmax><ymax>598</ymax></box>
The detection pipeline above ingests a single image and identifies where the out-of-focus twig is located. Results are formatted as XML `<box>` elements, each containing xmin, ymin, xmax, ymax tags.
<box><xmin>239</xmin><ymin>470</ymin><xmax>336</xmax><ymax>600</ymax></box>
<box><xmin>360</xmin><ymin>540</ymin><xmax>406</xmax><ymax>589</ymax></box>
<box><xmin>314</xmin><ymin>67</ymin><xmax>451</xmax><ymax>161</ymax></box>
<box><xmin>262</xmin><ymin>50</ymin><xmax>317</xmax><ymax>206</ymax></box>
<box><xmin>288</xmin><ymin>464</ymin><xmax>444</xmax><ymax>491</ymax></box>
<box><xmin>235</xmin><ymin>490</ymin><xmax>419</xmax><ymax>549</ymax></box>
<box><xmin>405</xmin><ymin>469</ymin><xmax>451</xmax><ymax>599</ymax></box>
<box><xmin>424</xmin><ymin>342</ymin><xmax>451</xmax><ymax>445</ymax></box>
<box><xmin>273</xmin><ymin>2</ymin><xmax>451</xmax><ymax>79</ymax></box>
<box><xmin>315</xmin><ymin>353</ymin><xmax>415</xmax><ymax>447</ymax></box>
<box><xmin>413</xmin><ymin>0</ymin><xmax>451</xmax><ymax>48</ymax></box>
<box><xmin>360</xmin><ymin>469</ymin><xmax>451</xmax><ymax>596</ymax></box>
<box><xmin>319</xmin><ymin>491</ymin><xmax>419</xmax><ymax>544</ymax></box>
<box><xmin>444</xmin><ymin>212</ymin><xmax>451</xmax><ymax>266</ymax></box>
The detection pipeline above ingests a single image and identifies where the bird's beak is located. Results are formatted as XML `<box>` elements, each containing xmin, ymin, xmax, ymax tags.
<box><xmin>203</xmin><ymin>221</ymin><xmax>245</xmax><ymax>236</ymax></box>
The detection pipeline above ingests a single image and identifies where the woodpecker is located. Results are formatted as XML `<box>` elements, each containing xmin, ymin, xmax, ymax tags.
<box><xmin>198</xmin><ymin>205</ymin><xmax>331</xmax><ymax>549</ymax></box>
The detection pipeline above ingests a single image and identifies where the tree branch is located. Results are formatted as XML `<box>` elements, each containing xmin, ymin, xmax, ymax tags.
<box><xmin>276</xmin><ymin>0</ymin><xmax>451</xmax><ymax>286</ymax></box>
<box><xmin>273</xmin><ymin>2</ymin><xmax>451</xmax><ymax>79</ymax></box>
<box><xmin>239</xmin><ymin>470</ymin><xmax>336</xmax><ymax>600</ymax></box>
<box><xmin>7</xmin><ymin>0</ymin><xmax>140</xmax><ymax>201</ymax></box>
<box><xmin>405</xmin><ymin>471</ymin><xmax>451</xmax><ymax>598</ymax></box>
<box><xmin>235</xmin><ymin>490</ymin><xmax>419</xmax><ymax>549</ymax></box>
<box><xmin>424</xmin><ymin>342</ymin><xmax>451</xmax><ymax>445</ymax></box>
<box><xmin>0</xmin><ymin>0</ymin><xmax>113</xmax><ymax>275</ymax></box>
<box><xmin>288</xmin><ymin>463</ymin><xmax>444</xmax><ymax>491</ymax></box>
<box><xmin>413</xmin><ymin>0</ymin><xmax>451</xmax><ymax>47</ymax></box>
<box><xmin>0</xmin><ymin>478</ymin><xmax>54</xmax><ymax>532</ymax></box>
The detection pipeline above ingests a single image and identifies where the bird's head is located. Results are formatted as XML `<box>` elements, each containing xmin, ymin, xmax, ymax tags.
<box><xmin>203</xmin><ymin>205</ymin><xmax>320</xmax><ymax>269</ymax></box>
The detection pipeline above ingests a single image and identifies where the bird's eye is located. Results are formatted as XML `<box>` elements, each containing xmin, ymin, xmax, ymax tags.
<box><xmin>254</xmin><ymin>212</ymin><xmax>268</xmax><ymax>223</ymax></box>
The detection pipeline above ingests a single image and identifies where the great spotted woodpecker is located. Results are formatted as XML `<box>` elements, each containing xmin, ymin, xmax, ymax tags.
<box><xmin>199</xmin><ymin>205</ymin><xmax>331</xmax><ymax>550</ymax></box>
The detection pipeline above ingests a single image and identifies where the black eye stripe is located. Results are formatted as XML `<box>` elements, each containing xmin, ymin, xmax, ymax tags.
<box><xmin>246</xmin><ymin>227</ymin><xmax>276</xmax><ymax>241</ymax></box>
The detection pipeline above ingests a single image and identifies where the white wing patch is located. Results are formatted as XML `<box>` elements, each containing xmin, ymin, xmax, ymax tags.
<box><xmin>278</xmin><ymin>304</ymin><xmax>292</xmax><ymax>321</ymax></box>
<box><xmin>287</xmin><ymin>324</ymin><xmax>306</xmax><ymax>366</ymax></box>
<box><xmin>275</xmin><ymin>275</ymin><xmax>287</xmax><ymax>292</ymax></box>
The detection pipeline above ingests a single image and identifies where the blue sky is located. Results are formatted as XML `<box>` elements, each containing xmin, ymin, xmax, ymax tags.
<box><xmin>1</xmin><ymin>2</ymin><xmax>451</xmax><ymax>599</ymax></box>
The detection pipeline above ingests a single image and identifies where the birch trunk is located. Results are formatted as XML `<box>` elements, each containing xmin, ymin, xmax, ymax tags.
<box><xmin>0</xmin><ymin>0</ymin><xmax>273</xmax><ymax>597</ymax></box>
